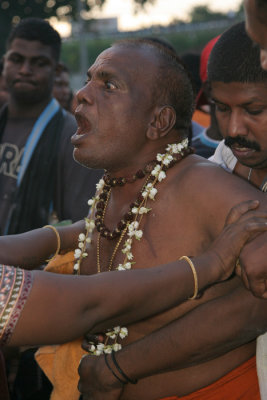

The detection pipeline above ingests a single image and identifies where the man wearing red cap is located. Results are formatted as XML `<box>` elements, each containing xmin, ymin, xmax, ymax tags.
<box><xmin>192</xmin><ymin>36</ymin><xmax>222</xmax><ymax>158</ymax></box>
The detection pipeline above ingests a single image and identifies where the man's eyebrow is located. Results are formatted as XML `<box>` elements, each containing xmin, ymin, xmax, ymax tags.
<box><xmin>211</xmin><ymin>96</ymin><xmax>224</xmax><ymax>104</ymax></box>
<box><xmin>212</xmin><ymin>96</ymin><xmax>265</xmax><ymax>106</ymax></box>
<box><xmin>87</xmin><ymin>68</ymin><xmax>118</xmax><ymax>80</ymax></box>
<box><xmin>6</xmin><ymin>51</ymin><xmax>50</xmax><ymax>61</ymax></box>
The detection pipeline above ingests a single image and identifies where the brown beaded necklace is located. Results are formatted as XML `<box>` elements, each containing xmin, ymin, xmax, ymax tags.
<box><xmin>95</xmin><ymin>146</ymin><xmax>194</xmax><ymax>272</ymax></box>
<box><xmin>95</xmin><ymin>161</ymin><xmax>157</xmax><ymax>240</ymax></box>
<box><xmin>96</xmin><ymin>174</ymin><xmax>152</xmax><ymax>272</ymax></box>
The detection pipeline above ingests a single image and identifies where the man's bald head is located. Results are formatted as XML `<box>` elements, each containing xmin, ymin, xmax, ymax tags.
<box><xmin>112</xmin><ymin>39</ymin><xmax>195</xmax><ymax>132</ymax></box>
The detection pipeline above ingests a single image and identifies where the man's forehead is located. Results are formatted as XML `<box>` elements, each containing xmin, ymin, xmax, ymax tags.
<box><xmin>90</xmin><ymin>45</ymin><xmax>158</xmax><ymax>75</ymax></box>
<box><xmin>212</xmin><ymin>81</ymin><xmax>267</xmax><ymax>100</ymax></box>
<box><xmin>6</xmin><ymin>38</ymin><xmax>54</xmax><ymax>58</ymax></box>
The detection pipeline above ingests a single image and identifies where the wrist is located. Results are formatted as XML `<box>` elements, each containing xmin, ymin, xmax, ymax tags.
<box><xmin>100</xmin><ymin>353</ymin><xmax>125</xmax><ymax>390</ymax></box>
<box><xmin>197</xmin><ymin>251</ymin><xmax>227</xmax><ymax>288</ymax></box>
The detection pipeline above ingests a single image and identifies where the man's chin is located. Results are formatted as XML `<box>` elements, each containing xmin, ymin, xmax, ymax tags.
<box><xmin>73</xmin><ymin>148</ymin><xmax>97</xmax><ymax>170</ymax></box>
<box><xmin>13</xmin><ymin>92</ymin><xmax>42</xmax><ymax>105</ymax></box>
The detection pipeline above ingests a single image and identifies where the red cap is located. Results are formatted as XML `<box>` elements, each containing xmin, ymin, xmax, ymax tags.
<box><xmin>196</xmin><ymin>35</ymin><xmax>220</xmax><ymax>108</ymax></box>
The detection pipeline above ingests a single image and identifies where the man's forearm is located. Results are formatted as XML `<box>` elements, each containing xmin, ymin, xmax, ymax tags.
<box><xmin>0</xmin><ymin>221</ymin><xmax>83</xmax><ymax>268</ymax></box>
<box><xmin>114</xmin><ymin>284</ymin><xmax>267</xmax><ymax>380</ymax></box>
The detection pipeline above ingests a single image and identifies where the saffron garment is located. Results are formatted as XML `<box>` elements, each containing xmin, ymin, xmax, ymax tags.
<box><xmin>0</xmin><ymin>264</ymin><xmax>33</xmax><ymax>345</ymax></box>
<box><xmin>36</xmin><ymin>254</ymin><xmax>262</xmax><ymax>400</ymax></box>
<box><xmin>161</xmin><ymin>356</ymin><xmax>260</xmax><ymax>400</ymax></box>
<box><xmin>35</xmin><ymin>252</ymin><xmax>86</xmax><ymax>400</ymax></box>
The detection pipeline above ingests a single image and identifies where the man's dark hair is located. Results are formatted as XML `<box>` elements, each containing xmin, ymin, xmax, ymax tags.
<box><xmin>6</xmin><ymin>18</ymin><xmax>61</xmax><ymax>62</ymax></box>
<box><xmin>143</xmin><ymin>37</ymin><xmax>177</xmax><ymax>54</ymax></box>
<box><xmin>208</xmin><ymin>22</ymin><xmax>267</xmax><ymax>83</ymax></box>
<box><xmin>112</xmin><ymin>38</ymin><xmax>195</xmax><ymax>134</ymax></box>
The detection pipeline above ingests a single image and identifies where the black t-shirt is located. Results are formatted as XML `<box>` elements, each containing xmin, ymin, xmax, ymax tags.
<box><xmin>0</xmin><ymin>109</ymin><xmax>103</xmax><ymax>234</ymax></box>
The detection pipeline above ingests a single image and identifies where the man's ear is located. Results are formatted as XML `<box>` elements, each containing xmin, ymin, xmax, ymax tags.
<box><xmin>147</xmin><ymin>106</ymin><xmax>176</xmax><ymax>140</ymax></box>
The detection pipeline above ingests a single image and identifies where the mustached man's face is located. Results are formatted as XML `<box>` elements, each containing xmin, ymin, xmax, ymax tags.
<box><xmin>245</xmin><ymin>0</ymin><xmax>267</xmax><ymax>70</ymax></box>
<box><xmin>212</xmin><ymin>81</ymin><xmax>267</xmax><ymax>169</ymax></box>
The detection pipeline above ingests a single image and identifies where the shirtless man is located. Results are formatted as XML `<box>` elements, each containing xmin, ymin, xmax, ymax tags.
<box><xmin>29</xmin><ymin>37</ymin><xmax>267</xmax><ymax>400</ymax></box>
<box><xmin>78</xmin><ymin>26</ymin><xmax>267</xmax><ymax>400</ymax></box>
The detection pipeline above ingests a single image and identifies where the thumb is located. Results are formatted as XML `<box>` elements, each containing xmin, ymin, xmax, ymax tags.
<box><xmin>225</xmin><ymin>200</ymin><xmax>259</xmax><ymax>226</ymax></box>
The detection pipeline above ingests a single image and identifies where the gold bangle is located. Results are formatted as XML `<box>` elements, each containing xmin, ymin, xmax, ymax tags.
<box><xmin>43</xmin><ymin>225</ymin><xmax>61</xmax><ymax>262</ymax></box>
<box><xmin>179</xmin><ymin>256</ymin><xmax>198</xmax><ymax>300</ymax></box>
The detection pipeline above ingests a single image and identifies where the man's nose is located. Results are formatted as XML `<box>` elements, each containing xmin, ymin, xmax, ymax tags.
<box><xmin>260</xmin><ymin>49</ymin><xmax>267</xmax><ymax>71</ymax></box>
<box><xmin>227</xmin><ymin>110</ymin><xmax>248</xmax><ymax>138</ymax></box>
<box><xmin>76</xmin><ymin>82</ymin><xmax>94</xmax><ymax>105</ymax></box>
<box><xmin>19</xmin><ymin>60</ymin><xmax>32</xmax><ymax>75</ymax></box>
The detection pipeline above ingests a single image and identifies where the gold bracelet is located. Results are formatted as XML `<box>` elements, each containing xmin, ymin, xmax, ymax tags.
<box><xmin>179</xmin><ymin>256</ymin><xmax>198</xmax><ymax>300</ymax></box>
<box><xmin>43</xmin><ymin>225</ymin><xmax>61</xmax><ymax>262</ymax></box>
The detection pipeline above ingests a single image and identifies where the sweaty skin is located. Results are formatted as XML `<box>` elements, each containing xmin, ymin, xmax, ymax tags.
<box><xmin>67</xmin><ymin>45</ymin><xmax>267</xmax><ymax>398</ymax></box>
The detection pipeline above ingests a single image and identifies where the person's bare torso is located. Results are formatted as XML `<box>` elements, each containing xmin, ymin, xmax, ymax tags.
<box><xmin>79</xmin><ymin>155</ymin><xmax>260</xmax><ymax>399</ymax></box>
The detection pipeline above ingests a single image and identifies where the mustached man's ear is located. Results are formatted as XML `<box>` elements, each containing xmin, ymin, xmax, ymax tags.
<box><xmin>146</xmin><ymin>106</ymin><xmax>176</xmax><ymax>140</ymax></box>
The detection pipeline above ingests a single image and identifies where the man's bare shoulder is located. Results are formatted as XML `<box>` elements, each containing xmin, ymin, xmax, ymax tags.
<box><xmin>174</xmin><ymin>154</ymin><xmax>262</xmax><ymax>196</ymax></box>
<box><xmin>167</xmin><ymin>154</ymin><xmax>266</xmax><ymax>219</ymax></box>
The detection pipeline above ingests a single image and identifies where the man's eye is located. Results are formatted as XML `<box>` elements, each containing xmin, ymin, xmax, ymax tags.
<box><xmin>215</xmin><ymin>104</ymin><xmax>228</xmax><ymax>112</ymax></box>
<box><xmin>9</xmin><ymin>55</ymin><xmax>21</xmax><ymax>63</ymax></box>
<box><xmin>34</xmin><ymin>60</ymin><xmax>48</xmax><ymax>67</ymax></box>
<box><xmin>247</xmin><ymin>109</ymin><xmax>263</xmax><ymax>115</ymax></box>
<box><xmin>105</xmin><ymin>81</ymin><xmax>116</xmax><ymax>90</ymax></box>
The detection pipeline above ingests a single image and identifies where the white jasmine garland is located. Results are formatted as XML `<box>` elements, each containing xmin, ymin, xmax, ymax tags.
<box><xmin>148</xmin><ymin>187</ymin><xmax>158</xmax><ymax>199</ymax></box>
<box><xmin>103</xmin><ymin>346</ymin><xmax>113</xmax><ymax>354</ymax></box>
<box><xmin>79</xmin><ymin>233</ymin><xmax>86</xmax><ymax>241</ymax></box>
<box><xmin>119</xmin><ymin>327</ymin><xmax>128</xmax><ymax>338</ymax></box>
<box><xmin>113</xmin><ymin>343</ymin><xmax>122</xmax><ymax>352</ymax></box>
<box><xmin>158</xmin><ymin>171</ymin><xmax>166</xmax><ymax>182</ymax></box>
<box><xmin>139</xmin><ymin>207</ymin><xmax>151</xmax><ymax>214</ymax></box>
<box><xmin>134</xmin><ymin>230</ymin><xmax>143</xmax><ymax>240</ymax></box>
<box><xmin>74</xmin><ymin>140</ymin><xmax>189</xmax><ymax>356</ymax></box>
<box><xmin>156</xmin><ymin>153</ymin><xmax>164</xmax><ymax>162</ymax></box>
<box><xmin>96</xmin><ymin>178</ymin><xmax>105</xmax><ymax>191</ymax></box>
<box><xmin>163</xmin><ymin>154</ymin><xmax>173</xmax><ymax>165</ymax></box>
<box><xmin>74</xmin><ymin>249</ymin><xmax>82</xmax><ymax>259</ymax></box>
<box><xmin>151</xmin><ymin>164</ymin><xmax>161</xmax><ymax>176</ymax></box>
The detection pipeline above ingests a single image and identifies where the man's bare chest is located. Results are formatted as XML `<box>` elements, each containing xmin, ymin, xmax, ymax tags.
<box><xmin>79</xmin><ymin>202</ymin><xmax>212</xmax><ymax>276</ymax></box>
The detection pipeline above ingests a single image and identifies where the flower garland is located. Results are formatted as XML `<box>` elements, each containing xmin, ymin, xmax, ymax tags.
<box><xmin>74</xmin><ymin>139</ymin><xmax>190</xmax><ymax>355</ymax></box>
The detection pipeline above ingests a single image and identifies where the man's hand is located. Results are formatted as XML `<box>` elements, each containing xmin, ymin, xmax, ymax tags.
<box><xmin>218</xmin><ymin>199</ymin><xmax>267</xmax><ymax>298</ymax></box>
<box><xmin>208</xmin><ymin>200</ymin><xmax>267</xmax><ymax>281</ymax></box>
<box><xmin>238</xmin><ymin>232</ymin><xmax>267</xmax><ymax>299</ymax></box>
<box><xmin>78</xmin><ymin>354</ymin><xmax>124</xmax><ymax>400</ymax></box>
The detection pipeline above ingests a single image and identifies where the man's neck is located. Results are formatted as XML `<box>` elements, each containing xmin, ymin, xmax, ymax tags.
<box><xmin>105</xmin><ymin>135</ymin><xmax>184</xmax><ymax>179</ymax></box>
<box><xmin>7</xmin><ymin>97</ymin><xmax>52</xmax><ymax>119</ymax></box>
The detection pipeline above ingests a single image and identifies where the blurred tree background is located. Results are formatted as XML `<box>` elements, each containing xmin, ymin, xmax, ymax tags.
<box><xmin>0</xmin><ymin>0</ymin><xmax>243</xmax><ymax>87</ymax></box>
<box><xmin>0</xmin><ymin>0</ymin><xmax>155</xmax><ymax>55</ymax></box>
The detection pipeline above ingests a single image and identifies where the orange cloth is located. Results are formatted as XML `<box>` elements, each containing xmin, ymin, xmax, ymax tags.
<box><xmin>35</xmin><ymin>252</ymin><xmax>87</xmax><ymax>400</ymax></box>
<box><xmin>161</xmin><ymin>356</ymin><xmax>260</xmax><ymax>400</ymax></box>
<box><xmin>192</xmin><ymin>109</ymin><xmax>210</xmax><ymax>128</ymax></box>
<box><xmin>36</xmin><ymin>254</ymin><xmax>260</xmax><ymax>400</ymax></box>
